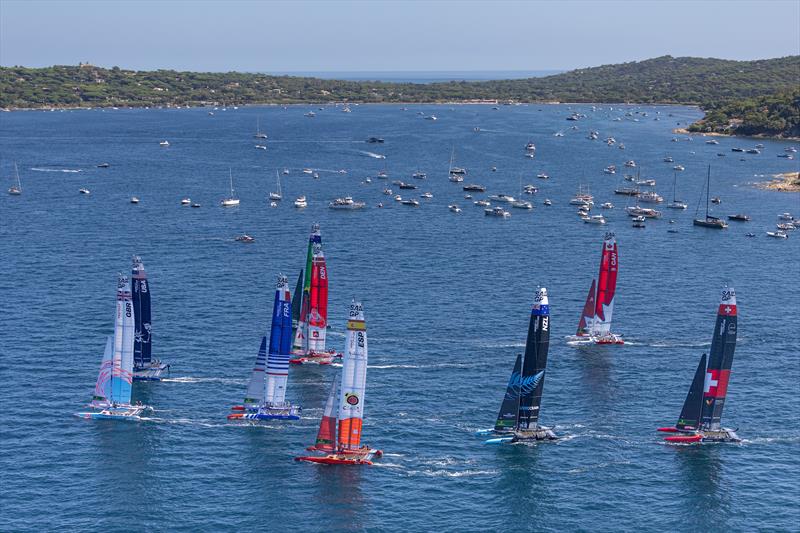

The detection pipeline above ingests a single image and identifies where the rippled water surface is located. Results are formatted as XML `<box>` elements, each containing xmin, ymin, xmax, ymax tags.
<box><xmin>1</xmin><ymin>104</ymin><xmax>799</xmax><ymax>532</ymax></box>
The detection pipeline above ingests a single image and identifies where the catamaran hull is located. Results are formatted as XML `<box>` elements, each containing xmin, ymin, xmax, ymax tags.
<box><xmin>295</xmin><ymin>449</ymin><xmax>382</xmax><ymax>465</ymax></box>
<box><xmin>565</xmin><ymin>334</ymin><xmax>624</xmax><ymax>345</ymax></box>
<box><xmin>662</xmin><ymin>428</ymin><xmax>740</xmax><ymax>444</ymax></box>
<box><xmin>133</xmin><ymin>361</ymin><xmax>170</xmax><ymax>381</ymax></box>
<box><xmin>484</xmin><ymin>428</ymin><xmax>557</xmax><ymax>444</ymax></box>
<box><xmin>74</xmin><ymin>406</ymin><xmax>146</xmax><ymax>420</ymax></box>
<box><xmin>227</xmin><ymin>412</ymin><xmax>300</xmax><ymax>421</ymax></box>
<box><xmin>289</xmin><ymin>351</ymin><xmax>342</xmax><ymax>365</ymax></box>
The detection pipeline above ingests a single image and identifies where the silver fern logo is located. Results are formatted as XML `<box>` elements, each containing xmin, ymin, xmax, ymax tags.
<box><xmin>504</xmin><ymin>370</ymin><xmax>545</xmax><ymax>399</ymax></box>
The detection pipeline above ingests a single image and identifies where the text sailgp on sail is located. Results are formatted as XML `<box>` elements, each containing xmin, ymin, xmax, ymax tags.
<box><xmin>290</xmin><ymin>224</ymin><xmax>339</xmax><ymax>365</ymax></box>
<box><xmin>570</xmin><ymin>232</ymin><xmax>624</xmax><ymax>345</ymax></box>
<box><xmin>658</xmin><ymin>287</ymin><xmax>740</xmax><ymax>443</ymax></box>
<box><xmin>131</xmin><ymin>255</ymin><xmax>169</xmax><ymax>380</ymax></box>
<box><xmin>485</xmin><ymin>287</ymin><xmax>557</xmax><ymax>443</ymax></box>
<box><xmin>295</xmin><ymin>300</ymin><xmax>382</xmax><ymax>464</ymax></box>
<box><xmin>229</xmin><ymin>274</ymin><xmax>301</xmax><ymax>420</ymax></box>
<box><xmin>76</xmin><ymin>275</ymin><xmax>149</xmax><ymax>420</ymax></box>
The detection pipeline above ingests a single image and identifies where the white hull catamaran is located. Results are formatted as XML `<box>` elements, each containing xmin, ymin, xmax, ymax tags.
<box><xmin>296</xmin><ymin>300</ymin><xmax>382</xmax><ymax>464</ymax></box>
<box><xmin>131</xmin><ymin>256</ymin><xmax>169</xmax><ymax>381</ymax></box>
<box><xmin>229</xmin><ymin>274</ymin><xmax>301</xmax><ymax>420</ymax></box>
<box><xmin>567</xmin><ymin>232</ymin><xmax>624</xmax><ymax>345</ymax></box>
<box><xmin>76</xmin><ymin>275</ymin><xmax>149</xmax><ymax>420</ymax></box>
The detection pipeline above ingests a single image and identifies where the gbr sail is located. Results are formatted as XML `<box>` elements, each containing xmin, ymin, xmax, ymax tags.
<box><xmin>111</xmin><ymin>275</ymin><xmax>135</xmax><ymax>405</ymax></box>
<box><xmin>91</xmin><ymin>336</ymin><xmax>115</xmax><ymax>408</ymax></box>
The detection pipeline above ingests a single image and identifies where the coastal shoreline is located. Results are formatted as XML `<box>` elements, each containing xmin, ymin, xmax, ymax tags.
<box><xmin>755</xmin><ymin>172</ymin><xmax>800</xmax><ymax>192</ymax></box>
<box><xmin>673</xmin><ymin>127</ymin><xmax>800</xmax><ymax>142</ymax></box>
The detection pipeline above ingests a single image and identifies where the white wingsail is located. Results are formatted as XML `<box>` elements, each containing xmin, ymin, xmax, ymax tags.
<box><xmin>337</xmin><ymin>300</ymin><xmax>369</xmax><ymax>451</ymax></box>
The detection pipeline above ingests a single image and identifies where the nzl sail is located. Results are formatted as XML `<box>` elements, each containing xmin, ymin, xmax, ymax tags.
<box><xmin>291</xmin><ymin>224</ymin><xmax>321</xmax><ymax>355</ymax></box>
<box><xmin>296</xmin><ymin>300</ymin><xmax>382</xmax><ymax>464</ymax></box>
<box><xmin>131</xmin><ymin>256</ymin><xmax>152</xmax><ymax>369</ymax></box>
<box><xmin>659</xmin><ymin>287</ymin><xmax>740</xmax><ymax>443</ymax></box>
<box><xmin>230</xmin><ymin>274</ymin><xmax>300</xmax><ymax>420</ymax></box>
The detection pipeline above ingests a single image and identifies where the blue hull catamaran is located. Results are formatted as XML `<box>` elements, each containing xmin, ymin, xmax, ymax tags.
<box><xmin>131</xmin><ymin>256</ymin><xmax>169</xmax><ymax>380</ymax></box>
<box><xmin>658</xmin><ymin>287</ymin><xmax>740</xmax><ymax>443</ymax></box>
<box><xmin>481</xmin><ymin>288</ymin><xmax>557</xmax><ymax>444</ymax></box>
<box><xmin>76</xmin><ymin>275</ymin><xmax>150</xmax><ymax>420</ymax></box>
<box><xmin>229</xmin><ymin>274</ymin><xmax>301</xmax><ymax>420</ymax></box>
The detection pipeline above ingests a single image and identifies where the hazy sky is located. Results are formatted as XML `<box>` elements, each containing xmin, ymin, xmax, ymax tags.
<box><xmin>1</xmin><ymin>0</ymin><xmax>798</xmax><ymax>72</ymax></box>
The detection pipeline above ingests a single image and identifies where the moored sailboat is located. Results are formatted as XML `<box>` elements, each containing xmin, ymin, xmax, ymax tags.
<box><xmin>483</xmin><ymin>288</ymin><xmax>557</xmax><ymax>443</ymax></box>
<box><xmin>658</xmin><ymin>287</ymin><xmax>740</xmax><ymax>443</ymax></box>
<box><xmin>131</xmin><ymin>256</ymin><xmax>169</xmax><ymax>381</ymax></box>
<box><xmin>229</xmin><ymin>274</ymin><xmax>301</xmax><ymax>420</ymax></box>
<box><xmin>76</xmin><ymin>275</ymin><xmax>149</xmax><ymax>420</ymax></box>
<box><xmin>693</xmin><ymin>166</ymin><xmax>727</xmax><ymax>229</ymax></box>
<box><xmin>567</xmin><ymin>233</ymin><xmax>624</xmax><ymax>345</ymax></box>
<box><xmin>7</xmin><ymin>162</ymin><xmax>22</xmax><ymax>195</ymax></box>
<box><xmin>295</xmin><ymin>300</ymin><xmax>382</xmax><ymax>464</ymax></box>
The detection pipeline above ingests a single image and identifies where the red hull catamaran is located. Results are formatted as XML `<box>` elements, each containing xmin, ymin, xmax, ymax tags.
<box><xmin>658</xmin><ymin>287</ymin><xmax>740</xmax><ymax>443</ymax></box>
<box><xmin>570</xmin><ymin>232</ymin><xmax>624</xmax><ymax>345</ymax></box>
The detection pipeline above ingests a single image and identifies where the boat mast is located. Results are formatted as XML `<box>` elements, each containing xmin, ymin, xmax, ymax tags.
<box><xmin>229</xmin><ymin>168</ymin><xmax>235</xmax><ymax>197</ymax></box>
<box><xmin>705</xmin><ymin>165</ymin><xmax>710</xmax><ymax>219</ymax></box>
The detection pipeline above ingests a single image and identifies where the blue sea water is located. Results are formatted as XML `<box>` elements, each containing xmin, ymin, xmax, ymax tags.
<box><xmin>1</xmin><ymin>104</ymin><xmax>799</xmax><ymax>532</ymax></box>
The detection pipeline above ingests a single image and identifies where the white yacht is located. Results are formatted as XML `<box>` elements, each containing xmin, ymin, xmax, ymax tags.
<box><xmin>79</xmin><ymin>188</ymin><xmax>90</xmax><ymax>195</ymax></box>
<box><xmin>448</xmin><ymin>204</ymin><xmax>462</xmax><ymax>213</ymax></box>
<box><xmin>485</xmin><ymin>206</ymin><xmax>511</xmax><ymax>218</ymax></box>
<box><xmin>220</xmin><ymin>169</ymin><xmax>240</xmax><ymax>207</ymax></box>
<box><xmin>474</xmin><ymin>199</ymin><xmax>491</xmax><ymax>207</ymax></box>
<box><xmin>294</xmin><ymin>196</ymin><xmax>308</xmax><ymax>208</ymax></box>
<box><xmin>511</xmin><ymin>200</ymin><xmax>533</xmax><ymax>209</ymax></box>
<box><xmin>488</xmin><ymin>193</ymin><xmax>515</xmax><ymax>203</ymax></box>
<box><xmin>159</xmin><ymin>140</ymin><xmax>169</xmax><ymax>147</ymax></box>
<box><xmin>329</xmin><ymin>196</ymin><xmax>365</xmax><ymax>210</ymax></box>
<box><xmin>181</xmin><ymin>198</ymin><xmax>191</xmax><ymax>205</ymax></box>
<box><xmin>130</xmin><ymin>196</ymin><xmax>140</xmax><ymax>204</ymax></box>
<box><xmin>7</xmin><ymin>162</ymin><xmax>21</xmax><ymax>195</ymax></box>
<box><xmin>269</xmin><ymin>170</ymin><xmax>283</xmax><ymax>201</ymax></box>
<box><xmin>583</xmin><ymin>214</ymin><xmax>607</xmax><ymax>224</ymax></box>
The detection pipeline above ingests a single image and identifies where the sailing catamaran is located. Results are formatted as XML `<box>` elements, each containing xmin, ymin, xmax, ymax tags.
<box><xmin>290</xmin><ymin>224</ymin><xmax>340</xmax><ymax>365</ymax></box>
<box><xmin>658</xmin><ymin>287</ymin><xmax>740</xmax><ymax>443</ymax></box>
<box><xmin>229</xmin><ymin>274</ymin><xmax>301</xmax><ymax>420</ymax></box>
<box><xmin>568</xmin><ymin>232</ymin><xmax>624</xmax><ymax>345</ymax></box>
<box><xmin>295</xmin><ymin>300</ymin><xmax>382</xmax><ymax>464</ymax></box>
<box><xmin>132</xmin><ymin>256</ymin><xmax>169</xmax><ymax>381</ymax></box>
<box><xmin>693</xmin><ymin>165</ymin><xmax>727</xmax><ymax>229</ymax></box>
<box><xmin>75</xmin><ymin>275</ymin><xmax>149</xmax><ymax>420</ymax></box>
<box><xmin>480</xmin><ymin>288</ymin><xmax>556</xmax><ymax>443</ymax></box>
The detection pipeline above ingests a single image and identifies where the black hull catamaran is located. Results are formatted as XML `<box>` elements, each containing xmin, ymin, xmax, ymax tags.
<box><xmin>131</xmin><ymin>256</ymin><xmax>169</xmax><ymax>381</ymax></box>
<box><xmin>483</xmin><ymin>288</ymin><xmax>557</xmax><ymax>444</ymax></box>
<box><xmin>658</xmin><ymin>287</ymin><xmax>740</xmax><ymax>443</ymax></box>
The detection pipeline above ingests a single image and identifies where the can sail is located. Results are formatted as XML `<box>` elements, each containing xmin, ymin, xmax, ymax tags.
<box><xmin>700</xmin><ymin>287</ymin><xmax>738</xmax><ymax>431</ymax></box>
<box><xmin>515</xmin><ymin>287</ymin><xmax>550</xmax><ymax>431</ymax></box>
<box><xmin>337</xmin><ymin>300</ymin><xmax>368</xmax><ymax>451</ymax></box>
<box><xmin>494</xmin><ymin>354</ymin><xmax>522</xmax><ymax>432</ymax></box>
<box><xmin>292</xmin><ymin>224</ymin><xmax>321</xmax><ymax>354</ymax></box>
<box><xmin>576</xmin><ymin>279</ymin><xmax>597</xmax><ymax>336</ymax></box>
<box><xmin>314</xmin><ymin>374</ymin><xmax>341</xmax><ymax>452</ymax></box>
<box><xmin>243</xmin><ymin>337</ymin><xmax>267</xmax><ymax>407</ymax></box>
<box><xmin>264</xmin><ymin>274</ymin><xmax>293</xmax><ymax>406</ymax></box>
<box><xmin>592</xmin><ymin>233</ymin><xmax>618</xmax><ymax>337</ymax></box>
<box><xmin>131</xmin><ymin>256</ymin><xmax>152</xmax><ymax>368</ymax></box>
<box><xmin>91</xmin><ymin>336</ymin><xmax>115</xmax><ymax>407</ymax></box>
<box><xmin>676</xmin><ymin>353</ymin><xmax>707</xmax><ymax>431</ymax></box>
<box><xmin>110</xmin><ymin>275</ymin><xmax>135</xmax><ymax>405</ymax></box>
<box><xmin>307</xmin><ymin>243</ymin><xmax>328</xmax><ymax>353</ymax></box>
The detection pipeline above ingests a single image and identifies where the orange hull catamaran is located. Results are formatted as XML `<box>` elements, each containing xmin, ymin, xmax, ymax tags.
<box><xmin>296</xmin><ymin>300</ymin><xmax>382</xmax><ymax>465</ymax></box>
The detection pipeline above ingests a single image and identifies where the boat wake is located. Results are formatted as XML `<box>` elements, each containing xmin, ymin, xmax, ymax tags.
<box><xmin>359</xmin><ymin>150</ymin><xmax>386</xmax><ymax>159</ymax></box>
<box><xmin>30</xmin><ymin>167</ymin><xmax>82</xmax><ymax>173</ymax></box>
<box><xmin>161</xmin><ymin>376</ymin><xmax>246</xmax><ymax>385</ymax></box>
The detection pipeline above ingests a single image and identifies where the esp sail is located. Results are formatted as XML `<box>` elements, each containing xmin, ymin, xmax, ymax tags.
<box><xmin>337</xmin><ymin>300</ymin><xmax>368</xmax><ymax>451</ymax></box>
<box><xmin>131</xmin><ymin>256</ymin><xmax>152</xmax><ymax>368</ymax></box>
<box><xmin>576</xmin><ymin>279</ymin><xmax>597</xmax><ymax>336</ymax></box>
<box><xmin>592</xmin><ymin>233</ymin><xmax>618</xmax><ymax>337</ymax></box>
<box><xmin>700</xmin><ymin>287</ymin><xmax>738</xmax><ymax>431</ymax></box>
<box><xmin>515</xmin><ymin>288</ymin><xmax>550</xmax><ymax>431</ymax></box>
<box><xmin>494</xmin><ymin>354</ymin><xmax>522</xmax><ymax>432</ymax></box>
<box><xmin>264</xmin><ymin>274</ymin><xmax>293</xmax><ymax>406</ymax></box>
<box><xmin>307</xmin><ymin>243</ymin><xmax>328</xmax><ymax>354</ymax></box>
<box><xmin>676</xmin><ymin>353</ymin><xmax>707</xmax><ymax>431</ymax></box>
<box><xmin>111</xmin><ymin>275</ymin><xmax>135</xmax><ymax>405</ymax></box>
